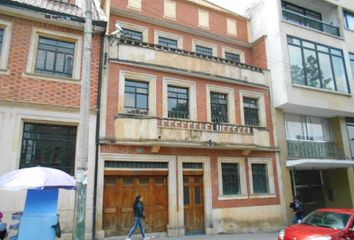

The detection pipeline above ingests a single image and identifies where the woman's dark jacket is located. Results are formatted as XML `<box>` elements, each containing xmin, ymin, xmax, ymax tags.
<box><xmin>133</xmin><ymin>200</ymin><xmax>145</xmax><ymax>218</ymax></box>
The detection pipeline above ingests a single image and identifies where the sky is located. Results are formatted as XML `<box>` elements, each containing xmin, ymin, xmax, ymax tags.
<box><xmin>206</xmin><ymin>0</ymin><xmax>244</xmax><ymax>15</ymax></box>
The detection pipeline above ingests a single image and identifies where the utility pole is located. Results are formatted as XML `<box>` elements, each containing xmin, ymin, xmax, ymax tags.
<box><xmin>73</xmin><ymin>0</ymin><xmax>92</xmax><ymax>238</ymax></box>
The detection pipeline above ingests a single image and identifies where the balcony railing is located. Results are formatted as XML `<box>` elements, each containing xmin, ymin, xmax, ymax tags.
<box><xmin>287</xmin><ymin>140</ymin><xmax>344</xmax><ymax>159</ymax></box>
<box><xmin>282</xmin><ymin>9</ymin><xmax>340</xmax><ymax>36</ymax></box>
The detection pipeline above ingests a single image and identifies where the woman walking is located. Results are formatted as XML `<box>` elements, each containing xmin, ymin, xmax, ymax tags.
<box><xmin>126</xmin><ymin>195</ymin><xmax>148</xmax><ymax>240</ymax></box>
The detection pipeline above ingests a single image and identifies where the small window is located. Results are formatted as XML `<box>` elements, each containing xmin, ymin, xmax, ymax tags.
<box><xmin>198</xmin><ymin>9</ymin><xmax>209</xmax><ymax>28</ymax></box>
<box><xmin>251</xmin><ymin>163</ymin><xmax>269</xmax><ymax>194</ymax></box>
<box><xmin>20</xmin><ymin>123</ymin><xmax>77</xmax><ymax>175</ymax></box>
<box><xmin>344</xmin><ymin>11</ymin><xmax>354</xmax><ymax>31</ymax></box>
<box><xmin>195</xmin><ymin>45</ymin><xmax>213</xmax><ymax>57</ymax></box>
<box><xmin>227</xmin><ymin>18</ymin><xmax>237</xmax><ymax>36</ymax></box>
<box><xmin>124</xmin><ymin>79</ymin><xmax>149</xmax><ymax>115</ymax></box>
<box><xmin>225</xmin><ymin>52</ymin><xmax>241</xmax><ymax>63</ymax></box>
<box><xmin>35</xmin><ymin>37</ymin><xmax>75</xmax><ymax>78</ymax></box>
<box><xmin>221</xmin><ymin>163</ymin><xmax>240</xmax><ymax>195</ymax></box>
<box><xmin>211</xmin><ymin>92</ymin><xmax>228</xmax><ymax>123</ymax></box>
<box><xmin>121</xmin><ymin>28</ymin><xmax>143</xmax><ymax>41</ymax></box>
<box><xmin>164</xmin><ymin>0</ymin><xmax>176</xmax><ymax>19</ymax></box>
<box><xmin>158</xmin><ymin>36</ymin><xmax>178</xmax><ymax>49</ymax></box>
<box><xmin>168</xmin><ymin>86</ymin><xmax>189</xmax><ymax>119</ymax></box>
<box><xmin>243</xmin><ymin>97</ymin><xmax>259</xmax><ymax>126</ymax></box>
<box><xmin>0</xmin><ymin>28</ymin><xmax>4</xmax><ymax>56</ymax></box>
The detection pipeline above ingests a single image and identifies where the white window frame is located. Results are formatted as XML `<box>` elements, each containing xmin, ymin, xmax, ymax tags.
<box><xmin>248</xmin><ymin>158</ymin><xmax>276</xmax><ymax>198</ymax></box>
<box><xmin>118</xmin><ymin>71</ymin><xmax>157</xmax><ymax>116</ymax></box>
<box><xmin>227</xmin><ymin>18</ymin><xmax>237</xmax><ymax>36</ymax></box>
<box><xmin>118</xmin><ymin>21</ymin><xmax>148</xmax><ymax>42</ymax></box>
<box><xmin>198</xmin><ymin>8</ymin><xmax>209</xmax><ymax>29</ymax></box>
<box><xmin>25</xmin><ymin>28</ymin><xmax>82</xmax><ymax>81</ymax></box>
<box><xmin>128</xmin><ymin>0</ymin><xmax>141</xmax><ymax>11</ymax></box>
<box><xmin>162</xmin><ymin>77</ymin><xmax>197</xmax><ymax>120</ymax></box>
<box><xmin>222</xmin><ymin>46</ymin><xmax>245</xmax><ymax>63</ymax></box>
<box><xmin>164</xmin><ymin>0</ymin><xmax>176</xmax><ymax>20</ymax></box>
<box><xmin>192</xmin><ymin>39</ymin><xmax>217</xmax><ymax>57</ymax></box>
<box><xmin>218</xmin><ymin>157</ymin><xmax>247</xmax><ymax>200</ymax></box>
<box><xmin>0</xmin><ymin>19</ymin><xmax>12</xmax><ymax>73</ymax></box>
<box><xmin>239</xmin><ymin>90</ymin><xmax>266</xmax><ymax>127</ymax></box>
<box><xmin>154</xmin><ymin>30</ymin><xmax>183</xmax><ymax>49</ymax></box>
<box><xmin>206</xmin><ymin>84</ymin><xmax>235</xmax><ymax>124</ymax></box>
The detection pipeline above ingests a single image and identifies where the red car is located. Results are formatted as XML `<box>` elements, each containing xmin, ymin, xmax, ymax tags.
<box><xmin>278</xmin><ymin>208</ymin><xmax>354</xmax><ymax>240</ymax></box>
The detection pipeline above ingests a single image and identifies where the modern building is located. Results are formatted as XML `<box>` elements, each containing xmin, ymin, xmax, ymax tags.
<box><xmin>238</xmin><ymin>0</ymin><xmax>354</xmax><ymax>223</ymax></box>
<box><xmin>96</xmin><ymin>0</ymin><xmax>284</xmax><ymax>238</ymax></box>
<box><xmin>0</xmin><ymin>0</ymin><xmax>106</xmax><ymax>238</ymax></box>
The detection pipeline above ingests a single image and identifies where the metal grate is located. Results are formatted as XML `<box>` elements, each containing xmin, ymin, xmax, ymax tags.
<box><xmin>211</xmin><ymin>92</ymin><xmax>228</xmax><ymax>124</ymax></box>
<box><xmin>221</xmin><ymin>163</ymin><xmax>240</xmax><ymax>195</ymax></box>
<box><xmin>158</xmin><ymin>36</ymin><xmax>178</xmax><ymax>49</ymax></box>
<box><xmin>251</xmin><ymin>163</ymin><xmax>269</xmax><ymax>194</ymax></box>
<box><xmin>195</xmin><ymin>45</ymin><xmax>213</xmax><ymax>57</ymax></box>
<box><xmin>105</xmin><ymin>161</ymin><xmax>168</xmax><ymax>169</ymax></box>
<box><xmin>225</xmin><ymin>52</ymin><xmax>241</xmax><ymax>63</ymax></box>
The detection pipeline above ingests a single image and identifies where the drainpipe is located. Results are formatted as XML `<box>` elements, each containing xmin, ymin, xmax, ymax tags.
<box><xmin>92</xmin><ymin>30</ymin><xmax>106</xmax><ymax>240</ymax></box>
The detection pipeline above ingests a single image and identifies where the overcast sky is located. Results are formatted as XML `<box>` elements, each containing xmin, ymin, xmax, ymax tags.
<box><xmin>206</xmin><ymin>0</ymin><xmax>244</xmax><ymax>15</ymax></box>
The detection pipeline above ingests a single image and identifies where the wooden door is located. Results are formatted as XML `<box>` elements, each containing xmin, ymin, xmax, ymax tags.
<box><xmin>103</xmin><ymin>175</ymin><xmax>168</xmax><ymax>237</ymax></box>
<box><xmin>183</xmin><ymin>175</ymin><xmax>205</xmax><ymax>233</ymax></box>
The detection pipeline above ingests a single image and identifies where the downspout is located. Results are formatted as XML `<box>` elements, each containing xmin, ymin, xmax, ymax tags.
<box><xmin>92</xmin><ymin>29</ymin><xmax>106</xmax><ymax>240</ymax></box>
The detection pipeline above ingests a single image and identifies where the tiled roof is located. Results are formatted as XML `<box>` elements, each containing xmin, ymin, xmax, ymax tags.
<box><xmin>4</xmin><ymin>0</ymin><xmax>107</xmax><ymax>23</ymax></box>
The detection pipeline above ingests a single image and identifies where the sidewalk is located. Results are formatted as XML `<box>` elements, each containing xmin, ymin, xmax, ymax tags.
<box><xmin>106</xmin><ymin>232</ymin><xmax>278</xmax><ymax>240</ymax></box>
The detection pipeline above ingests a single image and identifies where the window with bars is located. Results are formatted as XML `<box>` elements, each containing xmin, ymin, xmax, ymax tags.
<box><xmin>35</xmin><ymin>37</ymin><xmax>75</xmax><ymax>78</ymax></box>
<box><xmin>195</xmin><ymin>45</ymin><xmax>213</xmax><ymax>57</ymax></box>
<box><xmin>168</xmin><ymin>86</ymin><xmax>189</xmax><ymax>119</ymax></box>
<box><xmin>124</xmin><ymin>80</ymin><xmax>149</xmax><ymax>115</ymax></box>
<box><xmin>210</xmin><ymin>92</ymin><xmax>228</xmax><ymax>123</ymax></box>
<box><xmin>158</xmin><ymin>36</ymin><xmax>178</xmax><ymax>49</ymax></box>
<box><xmin>221</xmin><ymin>163</ymin><xmax>240</xmax><ymax>195</ymax></box>
<box><xmin>121</xmin><ymin>28</ymin><xmax>143</xmax><ymax>41</ymax></box>
<box><xmin>225</xmin><ymin>52</ymin><xmax>241</xmax><ymax>63</ymax></box>
<box><xmin>243</xmin><ymin>97</ymin><xmax>259</xmax><ymax>126</ymax></box>
<box><xmin>20</xmin><ymin>123</ymin><xmax>77</xmax><ymax>175</ymax></box>
<box><xmin>105</xmin><ymin>161</ymin><xmax>168</xmax><ymax>169</ymax></box>
<box><xmin>0</xmin><ymin>29</ymin><xmax>4</xmax><ymax>56</ymax></box>
<box><xmin>251</xmin><ymin>163</ymin><xmax>269</xmax><ymax>194</ymax></box>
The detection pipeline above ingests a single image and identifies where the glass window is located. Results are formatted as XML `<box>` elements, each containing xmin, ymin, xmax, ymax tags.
<box><xmin>20</xmin><ymin>123</ymin><xmax>77</xmax><ymax>175</ymax></box>
<box><xmin>225</xmin><ymin>52</ymin><xmax>241</xmax><ymax>63</ymax></box>
<box><xmin>158</xmin><ymin>36</ymin><xmax>178</xmax><ymax>49</ymax></box>
<box><xmin>347</xmin><ymin>119</ymin><xmax>354</xmax><ymax>160</ymax></box>
<box><xmin>35</xmin><ymin>37</ymin><xmax>75</xmax><ymax>78</ymax></box>
<box><xmin>124</xmin><ymin>80</ymin><xmax>149</xmax><ymax>115</ymax></box>
<box><xmin>252</xmin><ymin>164</ymin><xmax>269</xmax><ymax>194</ymax></box>
<box><xmin>121</xmin><ymin>28</ymin><xmax>143</xmax><ymax>41</ymax></box>
<box><xmin>287</xmin><ymin>36</ymin><xmax>349</xmax><ymax>93</ymax></box>
<box><xmin>221</xmin><ymin>163</ymin><xmax>240</xmax><ymax>195</ymax></box>
<box><xmin>195</xmin><ymin>45</ymin><xmax>213</xmax><ymax>57</ymax></box>
<box><xmin>350</xmin><ymin>53</ymin><xmax>354</xmax><ymax>82</ymax></box>
<box><xmin>168</xmin><ymin>86</ymin><xmax>189</xmax><ymax>119</ymax></box>
<box><xmin>210</xmin><ymin>92</ymin><xmax>228</xmax><ymax>123</ymax></box>
<box><xmin>243</xmin><ymin>97</ymin><xmax>259</xmax><ymax>126</ymax></box>
<box><xmin>0</xmin><ymin>29</ymin><xmax>4</xmax><ymax>56</ymax></box>
<box><xmin>344</xmin><ymin>11</ymin><xmax>354</xmax><ymax>31</ymax></box>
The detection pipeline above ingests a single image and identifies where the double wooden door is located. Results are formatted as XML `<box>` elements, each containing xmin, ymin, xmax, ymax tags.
<box><xmin>103</xmin><ymin>174</ymin><xmax>168</xmax><ymax>237</ymax></box>
<box><xmin>183</xmin><ymin>174</ymin><xmax>205</xmax><ymax>234</ymax></box>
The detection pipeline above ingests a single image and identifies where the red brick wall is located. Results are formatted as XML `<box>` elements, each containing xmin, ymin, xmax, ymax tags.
<box><xmin>100</xmin><ymin>144</ymin><xmax>280</xmax><ymax>208</ymax></box>
<box><xmin>251</xmin><ymin>36</ymin><xmax>268</xmax><ymax>69</ymax></box>
<box><xmin>0</xmin><ymin>14</ymin><xmax>102</xmax><ymax>109</ymax></box>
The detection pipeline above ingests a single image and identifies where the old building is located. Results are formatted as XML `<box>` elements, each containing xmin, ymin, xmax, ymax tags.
<box><xmin>96</xmin><ymin>0</ymin><xmax>283</xmax><ymax>238</ymax></box>
<box><xmin>238</xmin><ymin>0</ymin><xmax>354</xmax><ymax>223</ymax></box>
<box><xmin>0</xmin><ymin>0</ymin><xmax>106</xmax><ymax>238</ymax></box>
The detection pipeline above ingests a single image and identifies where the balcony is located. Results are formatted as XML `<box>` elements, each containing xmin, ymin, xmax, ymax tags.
<box><xmin>109</xmin><ymin>38</ymin><xmax>269</xmax><ymax>87</ymax></box>
<box><xmin>114</xmin><ymin>114</ymin><xmax>271</xmax><ymax>149</ymax></box>
<box><xmin>287</xmin><ymin>140</ymin><xmax>345</xmax><ymax>159</ymax></box>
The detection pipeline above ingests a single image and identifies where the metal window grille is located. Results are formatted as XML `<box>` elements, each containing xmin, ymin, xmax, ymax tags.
<box><xmin>124</xmin><ymin>79</ymin><xmax>149</xmax><ymax>115</ymax></box>
<box><xmin>0</xmin><ymin>29</ymin><xmax>4</xmax><ymax>56</ymax></box>
<box><xmin>105</xmin><ymin>161</ymin><xmax>168</xmax><ymax>169</ymax></box>
<box><xmin>211</xmin><ymin>92</ymin><xmax>228</xmax><ymax>123</ymax></box>
<box><xmin>20</xmin><ymin>123</ymin><xmax>77</xmax><ymax>175</ymax></box>
<box><xmin>243</xmin><ymin>97</ymin><xmax>259</xmax><ymax>126</ymax></box>
<box><xmin>121</xmin><ymin>28</ymin><xmax>143</xmax><ymax>41</ymax></box>
<box><xmin>183</xmin><ymin>163</ymin><xmax>203</xmax><ymax>169</ymax></box>
<box><xmin>195</xmin><ymin>45</ymin><xmax>213</xmax><ymax>57</ymax></box>
<box><xmin>225</xmin><ymin>52</ymin><xmax>241</xmax><ymax>63</ymax></box>
<box><xmin>221</xmin><ymin>163</ymin><xmax>240</xmax><ymax>195</ymax></box>
<box><xmin>251</xmin><ymin>163</ymin><xmax>269</xmax><ymax>194</ymax></box>
<box><xmin>158</xmin><ymin>36</ymin><xmax>178</xmax><ymax>49</ymax></box>
<box><xmin>168</xmin><ymin>86</ymin><xmax>189</xmax><ymax>119</ymax></box>
<box><xmin>35</xmin><ymin>37</ymin><xmax>75</xmax><ymax>78</ymax></box>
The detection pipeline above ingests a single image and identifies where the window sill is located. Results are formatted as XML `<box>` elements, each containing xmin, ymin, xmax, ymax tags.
<box><xmin>0</xmin><ymin>69</ymin><xmax>10</xmax><ymax>75</ymax></box>
<box><xmin>218</xmin><ymin>195</ymin><xmax>248</xmax><ymax>200</ymax></box>
<box><xmin>23</xmin><ymin>72</ymin><xmax>80</xmax><ymax>84</ymax></box>
<box><xmin>292</xmin><ymin>84</ymin><xmax>352</xmax><ymax>97</ymax></box>
<box><xmin>249</xmin><ymin>194</ymin><xmax>276</xmax><ymax>199</ymax></box>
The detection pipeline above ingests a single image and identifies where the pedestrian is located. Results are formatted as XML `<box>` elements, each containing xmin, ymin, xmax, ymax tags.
<box><xmin>126</xmin><ymin>195</ymin><xmax>149</xmax><ymax>240</ymax></box>
<box><xmin>290</xmin><ymin>195</ymin><xmax>304</xmax><ymax>223</ymax></box>
<box><xmin>0</xmin><ymin>212</ymin><xmax>7</xmax><ymax>240</ymax></box>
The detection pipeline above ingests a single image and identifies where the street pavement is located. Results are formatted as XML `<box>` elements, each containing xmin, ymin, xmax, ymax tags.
<box><xmin>105</xmin><ymin>232</ymin><xmax>278</xmax><ymax>240</ymax></box>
